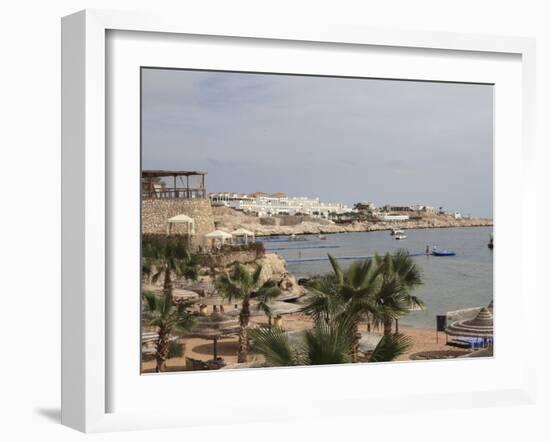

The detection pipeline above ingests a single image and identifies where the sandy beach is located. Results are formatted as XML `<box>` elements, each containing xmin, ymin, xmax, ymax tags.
<box><xmin>141</xmin><ymin>313</ymin><xmax>471</xmax><ymax>373</ymax></box>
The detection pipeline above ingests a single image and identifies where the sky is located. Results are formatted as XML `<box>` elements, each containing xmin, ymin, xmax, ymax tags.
<box><xmin>141</xmin><ymin>68</ymin><xmax>493</xmax><ymax>218</ymax></box>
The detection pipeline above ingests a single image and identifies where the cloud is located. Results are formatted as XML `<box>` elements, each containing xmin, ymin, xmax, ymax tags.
<box><xmin>141</xmin><ymin>68</ymin><xmax>493</xmax><ymax>217</ymax></box>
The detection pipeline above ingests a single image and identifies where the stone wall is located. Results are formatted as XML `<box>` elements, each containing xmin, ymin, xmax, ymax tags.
<box><xmin>142</xmin><ymin>198</ymin><xmax>215</xmax><ymax>237</ymax></box>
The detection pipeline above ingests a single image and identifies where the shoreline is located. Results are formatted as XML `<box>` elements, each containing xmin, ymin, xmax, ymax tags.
<box><xmin>254</xmin><ymin>220</ymin><xmax>493</xmax><ymax>238</ymax></box>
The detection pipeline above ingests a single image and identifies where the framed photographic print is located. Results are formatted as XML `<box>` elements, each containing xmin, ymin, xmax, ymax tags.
<box><xmin>61</xmin><ymin>9</ymin><xmax>537</xmax><ymax>432</ymax></box>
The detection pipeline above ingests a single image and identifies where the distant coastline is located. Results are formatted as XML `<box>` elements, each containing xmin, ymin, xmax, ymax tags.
<box><xmin>255</xmin><ymin>221</ymin><xmax>493</xmax><ymax>237</ymax></box>
<box><xmin>212</xmin><ymin>206</ymin><xmax>492</xmax><ymax>237</ymax></box>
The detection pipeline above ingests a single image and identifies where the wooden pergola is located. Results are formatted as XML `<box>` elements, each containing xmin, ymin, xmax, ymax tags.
<box><xmin>142</xmin><ymin>170</ymin><xmax>207</xmax><ymax>199</ymax></box>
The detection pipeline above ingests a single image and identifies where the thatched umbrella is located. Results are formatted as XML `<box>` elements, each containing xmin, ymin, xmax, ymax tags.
<box><xmin>187</xmin><ymin>312</ymin><xmax>240</xmax><ymax>360</ymax></box>
<box><xmin>179</xmin><ymin>280</ymin><xmax>232</xmax><ymax>313</ymax></box>
<box><xmin>264</xmin><ymin>301</ymin><xmax>302</xmax><ymax>316</ymax></box>
<box><xmin>170</xmin><ymin>289</ymin><xmax>200</xmax><ymax>304</ymax></box>
<box><xmin>225</xmin><ymin>300</ymin><xmax>301</xmax><ymax>318</ymax></box>
<box><xmin>275</xmin><ymin>292</ymin><xmax>305</xmax><ymax>302</ymax></box>
<box><xmin>196</xmin><ymin>295</ymin><xmax>233</xmax><ymax>306</ymax></box>
<box><xmin>225</xmin><ymin>301</ymin><xmax>263</xmax><ymax>318</ymax></box>
<box><xmin>446</xmin><ymin>307</ymin><xmax>493</xmax><ymax>339</ymax></box>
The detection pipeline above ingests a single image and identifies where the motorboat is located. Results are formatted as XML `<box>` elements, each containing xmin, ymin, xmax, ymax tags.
<box><xmin>395</xmin><ymin>234</ymin><xmax>407</xmax><ymax>240</ymax></box>
<box><xmin>390</xmin><ymin>229</ymin><xmax>405</xmax><ymax>236</ymax></box>
<box><xmin>431</xmin><ymin>250</ymin><xmax>456</xmax><ymax>256</ymax></box>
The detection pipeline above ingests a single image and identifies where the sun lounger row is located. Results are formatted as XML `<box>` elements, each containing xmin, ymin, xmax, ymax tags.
<box><xmin>448</xmin><ymin>337</ymin><xmax>493</xmax><ymax>349</ymax></box>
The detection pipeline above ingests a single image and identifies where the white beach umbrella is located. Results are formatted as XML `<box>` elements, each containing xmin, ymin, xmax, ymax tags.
<box><xmin>230</xmin><ymin>228</ymin><xmax>255</xmax><ymax>244</ymax></box>
<box><xmin>231</xmin><ymin>228</ymin><xmax>255</xmax><ymax>236</ymax></box>
<box><xmin>205</xmin><ymin>229</ymin><xmax>233</xmax><ymax>246</ymax></box>
<box><xmin>166</xmin><ymin>214</ymin><xmax>195</xmax><ymax>235</ymax></box>
<box><xmin>205</xmin><ymin>230</ymin><xmax>233</xmax><ymax>239</ymax></box>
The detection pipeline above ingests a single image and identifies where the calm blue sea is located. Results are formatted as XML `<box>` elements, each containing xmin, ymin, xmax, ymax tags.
<box><xmin>263</xmin><ymin>226</ymin><xmax>493</xmax><ymax>328</ymax></box>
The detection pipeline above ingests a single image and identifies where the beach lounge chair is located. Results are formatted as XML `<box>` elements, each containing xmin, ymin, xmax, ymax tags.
<box><xmin>447</xmin><ymin>338</ymin><xmax>472</xmax><ymax>349</ymax></box>
<box><xmin>185</xmin><ymin>357</ymin><xmax>209</xmax><ymax>371</ymax></box>
<box><xmin>448</xmin><ymin>337</ymin><xmax>490</xmax><ymax>349</ymax></box>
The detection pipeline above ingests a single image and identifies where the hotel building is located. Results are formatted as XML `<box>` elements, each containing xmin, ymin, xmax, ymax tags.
<box><xmin>209</xmin><ymin>192</ymin><xmax>351</xmax><ymax>219</ymax></box>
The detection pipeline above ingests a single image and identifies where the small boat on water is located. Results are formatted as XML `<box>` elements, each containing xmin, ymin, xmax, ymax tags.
<box><xmin>390</xmin><ymin>229</ymin><xmax>405</xmax><ymax>236</ymax></box>
<box><xmin>431</xmin><ymin>250</ymin><xmax>456</xmax><ymax>256</ymax></box>
<box><xmin>395</xmin><ymin>234</ymin><xmax>407</xmax><ymax>240</ymax></box>
<box><xmin>318</xmin><ymin>234</ymin><xmax>327</xmax><ymax>240</ymax></box>
<box><xmin>289</xmin><ymin>234</ymin><xmax>306</xmax><ymax>241</ymax></box>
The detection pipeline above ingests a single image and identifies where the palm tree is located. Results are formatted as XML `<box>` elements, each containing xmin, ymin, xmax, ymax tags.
<box><xmin>303</xmin><ymin>251</ymin><xmax>423</xmax><ymax>349</ymax></box>
<box><xmin>368</xmin><ymin>271</ymin><xmax>410</xmax><ymax>336</ymax></box>
<box><xmin>253</xmin><ymin>280</ymin><xmax>281</xmax><ymax>326</ymax></box>
<box><xmin>365</xmin><ymin>333</ymin><xmax>413</xmax><ymax>363</ymax></box>
<box><xmin>142</xmin><ymin>291</ymin><xmax>196</xmax><ymax>372</ymax></box>
<box><xmin>216</xmin><ymin>263</ymin><xmax>277</xmax><ymax>363</ymax></box>
<box><xmin>302</xmin><ymin>255</ymin><xmax>384</xmax><ymax>361</ymax></box>
<box><xmin>374</xmin><ymin>250</ymin><xmax>423</xmax><ymax>335</ymax></box>
<box><xmin>142</xmin><ymin>235</ymin><xmax>198</xmax><ymax>300</ymax></box>
<box><xmin>299</xmin><ymin>272</ymin><xmax>342</xmax><ymax>325</ymax></box>
<box><xmin>250</xmin><ymin>316</ymin><xmax>411</xmax><ymax>366</ymax></box>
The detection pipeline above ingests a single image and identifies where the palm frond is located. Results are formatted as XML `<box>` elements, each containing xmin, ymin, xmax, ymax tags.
<box><xmin>392</xmin><ymin>249</ymin><xmax>423</xmax><ymax>288</ymax></box>
<box><xmin>304</xmin><ymin>273</ymin><xmax>339</xmax><ymax>296</ymax></box>
<box><xmin>303</xmin><ymin>320</ymin><xmax>353</xmax><ymax>365</ymax></box>
<box><xmin>216</xmin><ymin>272</ymin><xmax>243</xmax><ymax>302</ymax></box>
<box><xmin>173</xmin><ymin>314</ymin><xmax>195</xmax><ymax>335</ymax></box>
<box><xmin>327</xmin><ymin>254</ymin><xmax>344</xmax><ymax>284</ymax></box>
<box><xmin>251</xmin><ymin>264</ymin><xmax>263</xmax><ymax>285</ymax></box>
<box><xmin>176</xmin><ymin>298</ymin><xmax>197</xmax><ymax>313</ymax></box>
<box><xmin>300</xmin><ymin>291</ymin><xmax>345</xmax><ymax>324</ymax></box>
<box><xmin>256</xmin><ymin>280</ymin><xmax>281</xmax><ymax>301</ymax></box>
<box><xmin>142</xmin><ymin>290</ymin><xmax>158</xmax><ymax>313</ymax></box>
<box><xmin>250</xmin><ymin>326</ymin><xmax>296</xmax><ymax>366</ymax></box>
<box><xmin>368</xmin><ymin>333</ymin><xmax>412</xmax><ymax>363</ymax></box>
<box><xmin>151</xmin><ymin>271</ymin><xmax>162</xmax><ymax>284</ymax></box>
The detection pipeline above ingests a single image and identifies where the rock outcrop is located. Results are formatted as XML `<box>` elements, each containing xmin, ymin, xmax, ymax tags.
<box><xmin>255</xmin><ymin>253</ymin><xmax>306</xmax><ymax>297</ymax></box>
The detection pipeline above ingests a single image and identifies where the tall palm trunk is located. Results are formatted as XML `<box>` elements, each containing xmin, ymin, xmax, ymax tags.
<box><xmin>163</xmin><ymin>268</ymin><xmax>173</xmax><ymax>300</ymax></box>
<box><xmin>155</xmin><ymin>326</ymin><xmax>169</xmax><ymax>372</ymax></box>
<box><xmin>383</xmin><ymin>319</ymin><xmax>393</xmax><ymax>336</ymax></box>
<box><xmin>351</xmin><ymin>322</ymin><xmax>361</xmax><ymax>362</ymax></box>
<box><xmin>237</xmin><ymin>295</ymin><xmax>251</xmax><ymax>363</ymax></box>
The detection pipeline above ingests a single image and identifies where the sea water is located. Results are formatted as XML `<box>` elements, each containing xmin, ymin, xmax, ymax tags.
<box><xmin>263</xmin><ymin>226</ymin><xmax>493</xmax><ymax>328</ymax></box>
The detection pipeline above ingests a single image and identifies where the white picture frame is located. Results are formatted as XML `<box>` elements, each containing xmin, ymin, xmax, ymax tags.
<box><xmin>61</xmin><ymin>9</ymin><xmax>537</xmax><ymax>433</ymax></box>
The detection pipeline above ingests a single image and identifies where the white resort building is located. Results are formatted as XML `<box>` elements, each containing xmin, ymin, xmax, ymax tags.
<box><xmin>375</xmin><ymin>213</ymin><xmax>410</xmax><ymax>222</ymax></box>
<box><xmin>209</xmin><ymin>192</ymin><xmax>351</xmax><ymax>219</ymax></box>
